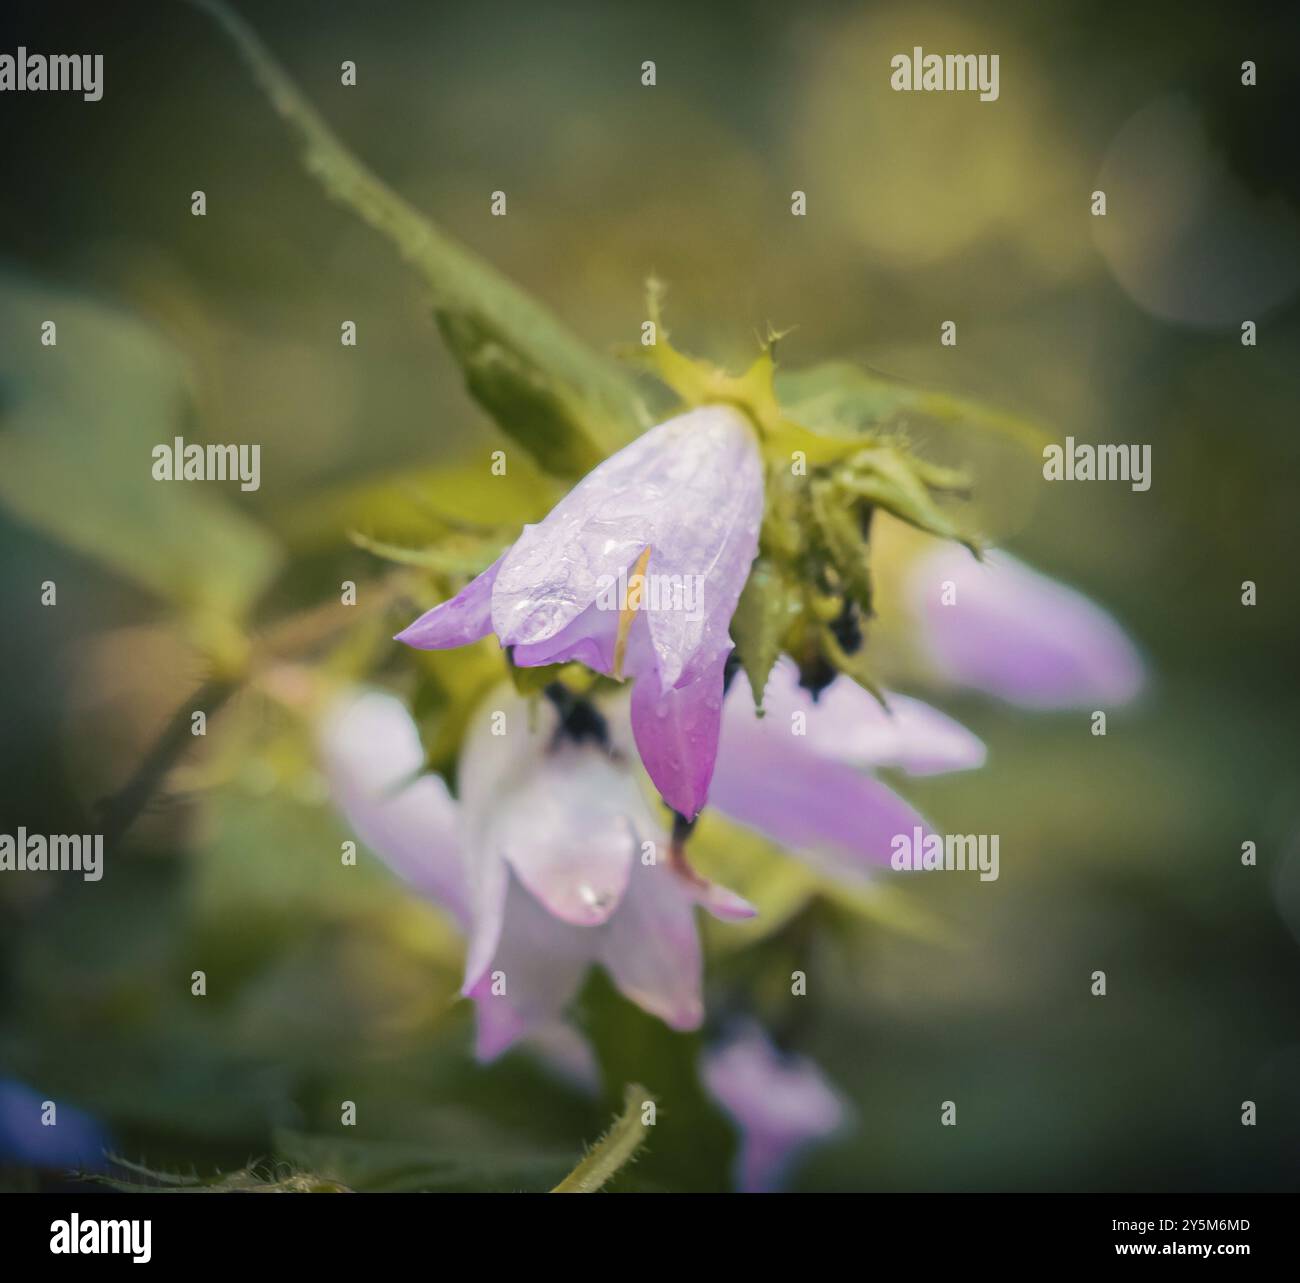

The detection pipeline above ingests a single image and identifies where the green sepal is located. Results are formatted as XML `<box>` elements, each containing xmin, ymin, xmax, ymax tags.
<box><xmin>730</xmin><ymin>556</ymin><xmax>801</xmax><ymax>711</ymax></box>
<box><xmin>836</xmin><ymin>445</ymin><xmax>980</xmax><ymax>553</ymax></box>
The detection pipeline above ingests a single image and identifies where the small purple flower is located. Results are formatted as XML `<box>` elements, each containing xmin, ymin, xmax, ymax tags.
<box><xmin>319</xmin><ymin>687</ymin><xmax>753</xmax><ymax>1064</ymax></box>
<box><xmin>708</xmin><ymin>659</ymin><xmax>986</xmax><ymax>881</ymax></box>
<box><xmin>700</xmin><ymin>1022</ymin><xmax>848</xmax><ymax>1192</ymax></box>
<box><xmin>396</xmin><ymin>405</ymin><xmax>764</xmax><ymax>819</ymax></box>
<box><xmin>906</xmin><ymin>544</ymin><xmax>1145</xmax><ymax>708</ymax></box>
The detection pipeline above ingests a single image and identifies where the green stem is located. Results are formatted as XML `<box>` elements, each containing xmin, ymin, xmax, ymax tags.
<box><xmin>551</xmin><ymin>1084</ymin><xmax>655</xmax><ymax>1193</ymax></box>
<box><xmin>98</xmin><ymin>675</ymin><xmax>238</xmax><ymax>851</ymax></box>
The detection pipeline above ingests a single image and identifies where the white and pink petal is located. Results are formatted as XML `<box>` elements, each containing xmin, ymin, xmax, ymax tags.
<box><xmin>318</xmin><ymin>689</ymin><xmax>470</xmax><ymax>926</ymax></box>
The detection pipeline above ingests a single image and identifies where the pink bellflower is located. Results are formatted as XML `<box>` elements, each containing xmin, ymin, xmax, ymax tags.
<box><xmin>319</xmin><ymin>685</ymin><xmax>754</xmax><ymax>1064</ymax></box>
<box><xmin>905</xmin><ymin>545</ymin><xmax>1145</xmax><ymax>709</ymax></box>
<box><xmin>396</xmin><ymin>404</ymin><xmax>764</xmax><ymax>820</ymax></box>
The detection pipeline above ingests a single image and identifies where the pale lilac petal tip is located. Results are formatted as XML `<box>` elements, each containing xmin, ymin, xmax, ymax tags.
<box><xmin>599</xmin><ymin>862</ymin><xmax>706</xmax><ymax>1032</ymax></box>
<box><xmin>874</xmin><ymin>691</ymin><xmax>987</xmax><ymax>775</ymax></box>
<box><xmin>395</xmin><ymin>555</ymin><xmax>504</xmax><ymax>650</ymax></box>
<box><xmin>467</xmin><ymin>971</ymin><xmax>530</xmax><ymax>1062</ymax></box>
<box><xmin>688</xmin><ymin>878</ymin><xmax>759</xmax><ymax>922</ymax></box>
<box><xmin>464</xmin><ymin>875</ymin><xmax>593</xmax><ymax>1061</ymax></box>
<box><xmin>701</xmin><ymin>1022</ymin><xmax>847</xmax><ymax>1193</ymax></box>
<box><xmin>630</xmin><ymin>649</ymin><xmax>729</xmax><ymax>820</ymax></box>
<box><xmin>908</xmin><ymin>546</ymin><xmax>1145</xmax><ymax>709</ymax></box>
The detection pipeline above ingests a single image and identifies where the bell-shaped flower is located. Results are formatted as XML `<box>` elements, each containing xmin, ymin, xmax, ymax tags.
<box><xmin>321</xmin><ymin>688</ymin><xmax>590</xmax><ymax>1077</ymax></box>
<box><xmin>905</xmin><ymin>544</ymin><xmax>1145</xmax><ymax>708</ymax></box>
<box><xmin>319</xmin><ymin>685</ymin><xmax>753</xmax><ymax>1065</ymax></box>
<box><xmin>708</xmin><ymin>659</ymin><xmax>986</xmax><ymax>882</ymax></box>
<box><xmin>396</xmin><ymin>404</ymin><xmax>764</xmax><ymax>820</ymax></box>
<box><xmin>455</xmin><ymin>687</ymin><xmax>753</xmax><ymax>1058</ymax></box>
<box><xmin>700</xmin><ymin>1022</ymin><xmax>848</xmax><ymax>1192</ymax></box>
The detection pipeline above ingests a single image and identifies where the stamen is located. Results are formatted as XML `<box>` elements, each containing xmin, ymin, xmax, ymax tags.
<box><xmin>613</xmin><ymin>545</ymin><xmax>652</xmax><ymax>679</ymax></box>
<box><xmin>543</xmin><ymin>683</ymin><xmax>610</xmax><ymax>749</ymax></box>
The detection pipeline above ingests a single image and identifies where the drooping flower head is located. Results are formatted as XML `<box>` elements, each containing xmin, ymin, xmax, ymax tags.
<box><xmin>319</xmin><ymin>684</ymin><xmax>753</xmax><ymax>1063</ymax></box>
<box><xmin>397</xmin><ymin>404</ymin><xmax>764</xmax><ymax>820</ymax></box>
<box><xmin>455</xmin><ymin>685</ymin><xmax>755</xmax><ymax>1056</ymax></box>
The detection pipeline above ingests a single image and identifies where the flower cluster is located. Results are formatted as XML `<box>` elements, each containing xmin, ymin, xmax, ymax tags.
<box><xmin>323</xmin><ymin>403</ymin><xmax>1143</xmax><ymax>1187</ymax></box>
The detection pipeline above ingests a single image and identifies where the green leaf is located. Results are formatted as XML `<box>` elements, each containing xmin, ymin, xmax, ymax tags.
<box><xmin>348</xmin><ymin>528</ymin><xmax>506</xmax><ymax>576</ymax></box>
<box><xmin>0</xmin><ymin>277</ymin><xmax>282</xmax><ymax>623</ymax></box>
<box><xmin>730</xmin><ymin>556</ymin><xmax>801</xmax><ymax>709</ymax></box>
<box><xmin>550</xmin><ymin>1084</ymin><xmax>655</xmax><ymax>1193</ymax></box>
<box><xmin>272</xmin><ymin>460</ymin><xmax>559</xmax><ymax>556</ymax></box>
<box><xmin>776</xmin><ymin>361</ymin><xmax>1048</xmax><ymax>453</ymax></box>
<box><xmin>436</xmin><ymin>310</ymin><xmax>637</xmax><ymax>477</ymax></box>
<box><xmin>191</xmin><ymin>0</ymin><xmax>646</xmax><ymax>478</ymax></box>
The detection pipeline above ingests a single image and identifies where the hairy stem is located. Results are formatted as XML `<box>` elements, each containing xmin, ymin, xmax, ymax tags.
<box><xmin>551</xmin><ymin>1084</ymin><xmax>655</xmax><ymax>1193</ymax></box>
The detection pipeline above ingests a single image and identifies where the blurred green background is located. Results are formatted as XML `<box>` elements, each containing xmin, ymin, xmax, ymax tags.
<box><xmin>1</xmin><ymin>0</ymin><xmax>1298</xmax><ymax>1191</ymax></box>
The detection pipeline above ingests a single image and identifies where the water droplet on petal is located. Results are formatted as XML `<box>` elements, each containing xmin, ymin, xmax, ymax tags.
<box><xmin>578</xmin><ymin>883</ymin><xmax>608</xmax><ymax>910</ymax></box>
